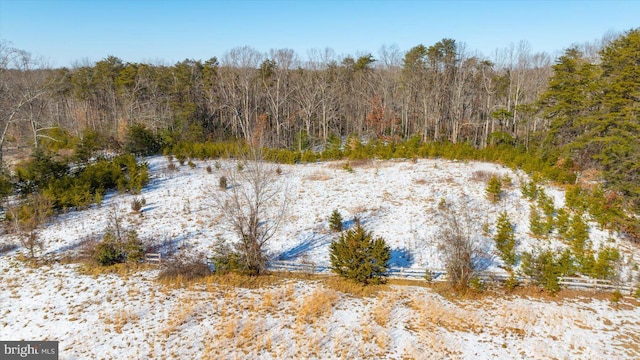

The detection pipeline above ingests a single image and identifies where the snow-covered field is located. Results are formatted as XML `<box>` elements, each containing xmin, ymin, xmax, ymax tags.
<box><xmin>1</xmin><ymin>157</ymin><xmax>639</xmax><ymax>359</ymax></box>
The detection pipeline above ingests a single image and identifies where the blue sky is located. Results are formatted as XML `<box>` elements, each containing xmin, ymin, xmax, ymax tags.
<box><xmin>1</xmin><ymin>0</ymin><xmax>638</xmax><ymax>67</ymax></box>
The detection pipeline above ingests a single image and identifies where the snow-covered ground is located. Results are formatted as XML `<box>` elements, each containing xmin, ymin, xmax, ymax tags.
<box><xmin>1</xmin><ymin>157</ymin><xmax>639</xmax><ymax>359</ymax></box>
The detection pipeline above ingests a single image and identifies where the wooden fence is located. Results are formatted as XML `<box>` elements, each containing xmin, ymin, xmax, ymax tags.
<box><xmin>144</xmin><ymin>252</ymin><xmax>162</xmax><ymax>264</ymax></box>
<box><xmin>268</xmin><ymin>260</ymin><xmax>637</xmax><ymax>295</ymax></box>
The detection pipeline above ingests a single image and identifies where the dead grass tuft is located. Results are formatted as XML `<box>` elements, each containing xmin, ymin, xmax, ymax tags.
<box><xmin>323</xmin><ymin>276</ymin><xmax>386</xmax><ymax>297</ymax></box>
<box><xmin>470</xmin><ymin>170</ymin><xmax>499</xmax><ymax>182</ymax></box>
<box><xmin>296</xmin><ymin>288</ymin><xmax>338</xmax><ymax>325</ymax></box>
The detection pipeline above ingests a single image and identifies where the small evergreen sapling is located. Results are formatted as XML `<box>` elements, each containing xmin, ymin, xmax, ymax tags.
<box><xmin>486</xmin><ymin>175</ymin><xmax>502</xmax><ymax>203</ymax></box>
<box><xmin>494</xmin><ymin>211</ymin><xmax>517</xmax><ymax>267</ymax></box>
<box><xmin>329</xmin><ymin>209</ymin><xmax>343</xmax><ymax>232</ymax></box>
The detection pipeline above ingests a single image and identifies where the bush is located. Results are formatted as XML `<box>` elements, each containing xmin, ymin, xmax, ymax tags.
<box><xmin>93</xmin><ymin>229</ymin><xmax>144</xmax><ymax>266</ymax></box>
<box><xmin>206</xmin><ymin>165</ymin><xmax>213</xmax><ymax>173</ymax></box>
<box><xmin>158</xmin><ymin>251</ymin><xmax>211</xmax><ymax>283</ymax></box>
<box><xmin>329</xmin><ymin>224</ymin><xmax>390</xmax><ymax>284</ymax></box>
<box><xmin>486</xmin><ymin>175</ymin><xmax>502</xmax><ymax>203</ymax></box>
<box><xmin>131</xmin><ymin>198</ymin><xmax>143</xmax><ymax>213</ymax></box>
<box><xmin>329</xmin><ymin>209</ymin><xmax>343</xmax><ymax>232</ymax></box>
<box><xmin>520</xmin><ymin>248</ymin><xmax>574</xmax><ymax>294</ymax></box>
<box><xmin>93</xmin><ymin>233</ymin><xmax>123</xmax><ymax>266</ymax></box>
<box><xmin>124</xmin><ymin>123</ymin><xmax>162</xmax><ymax>156</ymax></box>
<box><xmin>219</xmin><ymin>175</ymin><xmax>228</xmax><ymax>190</ymax></box>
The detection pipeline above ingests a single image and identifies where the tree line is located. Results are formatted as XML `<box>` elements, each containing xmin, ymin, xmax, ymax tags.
<box><xmin>0</xmin><ymin>30</ymin><xmax>638</xmax><ymax>216</ymax></box>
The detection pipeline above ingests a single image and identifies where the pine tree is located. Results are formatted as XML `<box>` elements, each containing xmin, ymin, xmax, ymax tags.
<box><xmin>329</xmin><ymin>209</ymin><xmax>343</xmax><ymax>232</ymax></box>
<box><xmin>494</xmin><ymin>211</ymin><xmax>517</xmax><ymax>267</ymax></box>
<box><xmin>329</xmin><ymin>224</ymin><xmax>390</xmax><ymax>284</ymax></box>
<box><xmin>555</xmin><ymin>207</ymin><xmax>570</xmax><ymax>238</ymax></box>
<box><xmin>529</xmin><ymin>205</ymin><xmax>545</xmax><ymax>238</ymax></box>
<box><xmin>486</xmin><ymin>176</ymin><xmax>502</xmax><ymax>204</ymax></box>
<box><xmin>568</xmin><ymin>213</ymin><xmax>590</xmax><ymax>260</ymax></box>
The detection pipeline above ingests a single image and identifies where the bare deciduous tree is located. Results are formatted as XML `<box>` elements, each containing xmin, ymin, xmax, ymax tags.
<box><xmin>436</xmin><ymin>202</ymin><xmax>483</xmax><ymax>291</ymax></box>
<box><xmin>213</xmin><ymin>148</ymin><xmax>290</xmax><ymax>275</ymax></box>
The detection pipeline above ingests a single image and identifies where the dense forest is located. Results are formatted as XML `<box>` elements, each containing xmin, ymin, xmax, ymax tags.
<box><xmin>0</xmin><ymin>29</ymin><xmax>638</xmax><ymax>239</ymax></box>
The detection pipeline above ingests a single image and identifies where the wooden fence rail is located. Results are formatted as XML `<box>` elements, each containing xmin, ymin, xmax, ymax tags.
<box><xmin>144</xmin><ymin>253</ymin><xmax>162</xmax><ymax>264</ymax></box>
<box><xmin>267</xmin><ymin>260</ymin><xmax>638</xmax><ymax>295</ymax></box>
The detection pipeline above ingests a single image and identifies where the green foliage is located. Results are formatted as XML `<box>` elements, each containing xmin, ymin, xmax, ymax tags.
<box><xmin>536</xmin><ymin>189</ymin><xmax>556</xmax><ymax>234</ymax></box>
<box><xmin>520</xmin><ymin>248</ymin><xmax>574</xmax><ymax>294</ymax></box>
<box><xmin>521</xmin><ymin>180</ymin><xmax>539</xmax><ymax>200</ymax></box>
<box><xmin>124</xmin><ymin>123</ymin><xmax>162</xmax><ymax>156</ymax></box>
<box><xmin>329</xmin><ymin>209</ymin><xmax>343</xmax><ymax>232</ymax></box>
<box><xmin>93</xmin><ymin>236</ymin><xmax>123</xmax><ymax>266</ymax></box>
<box><xmin>539</xmin><ymin>29</ymin><xmax>640</xmax><ymax>218</ymax></box>
<box><xmin>15</xmin><ymin>153</ymin><xmax>148</xmax><ymax>211</ymax></box>
<box><xmin>93</xmin><ymin>229</ymin><xmax>144</xmax><ymax>266</ymax></box>
<box><xmin>555</xmin><ymin>207</ymin><xmax>571</xmax><ymax>238</ymax></box>
<box><xmin>494</xmin><ymin>211</ymin><xmax>517</xmax><ymax>267</ymax></box>
<box><xmin>504</xmin><ymin>272</ymin><xmax>519</xmax><ymax>291</ymax></box>
<box><xmin>567</xmin><ymin>213</ymin><xmax>590</xmax><ymax>259</ymax></box>
<box><xmin>486</xmin><ymin>175</ymin><xmax>502</xmax><ymax>204</ymax></box>
<box><xmin>589</xmin><ymin>246</ymin><xmax>620</xmax><ymax>280</ymax></box>
<box><xmin>329</xmin><ymin>224</ymin><xmax>391</xmax><ymax>284</ymax></box>
<box><xmin>528</xmin><ymin>205</ymin><xmax>546</xmax><ymax>238</ymax></box>
<box><xmin>210</xmin><ymin>239</ymin><xmax>243</xmax><ymax>274</ymax></box>
<box><xmin>14</xmin><ymin>148</ymin><xmax>69</xmax><ymax>195</ymax></box>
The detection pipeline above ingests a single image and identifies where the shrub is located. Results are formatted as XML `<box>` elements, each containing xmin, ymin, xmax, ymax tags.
<box><xmin>208</xmin><ymin>238</ymin><xmax>241</xmax><ymax>274</ymax></box>
<box><xmin>520</xmin><ymin>249</ymin><xmax>560</xmax><ymax>293</ymax></box>
<box><xmin>329</xmin><ymin>224</ymin><xmax>390</xmax><ymax>284</ymax></box>
<box><xmin>188</xmin><ymin>160</ymin><xmax>196</xmax><ymax>169</ymax></box>
<box><xmin>124</xmin><ymin>123</ymin><xmax>162</xmax><ymax>156</ymax></box>
<box><xmin>93</xmin><ymin>233</ymin><xmax>123</xmax><ymax>266</ymax></box>
<box><xmin>329</xmin><ymin>209</ymin><xmax>343</xmax><ymax>232</ymax></box>
<box><xmin>219</xmin><ymin>175</ymin><xmax>228</xmax><ymax>190</ymax></box>
<box><xmin>206</xmin><ymin>165</ymin><xmax>213</xmax><ymax>173</ymax></box>
<box><xmin>486</xmin><ymin>175</ymin><xmax>502</xmax><ymax>203</ymax></box>
<box><xmin>167</xmin><ymin>161</ymin><xmax>178</xmax><ymax>172</ymax></box>
<box><xmin>158</xmin><ymin>251</ymin><xmax>211</xmax><ymax>283</ymax></box>
<box><xmin>93</xmin><ymin>229</ymin><xmax>144</xmax><ymax>266</ymax></box>
<box><xmin>131</xmin><ymin>198</ymin><xmax>143</xmax><ymax>213</ymax></box>
<box><xmin>520</xmin><ymin>248</ymin><xmax>574</xmax><ymax>294</ymax></box>
<box><xmin>494</xmin><ymin>211</ymin><xmax>517</xmax><ymax>267</ymax></box>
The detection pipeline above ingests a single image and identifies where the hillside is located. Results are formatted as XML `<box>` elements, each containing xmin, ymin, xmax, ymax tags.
<box><xmin>1</xmin><ymin>157</ymin><xmax>639</xmax><ymax>359</ymax></box>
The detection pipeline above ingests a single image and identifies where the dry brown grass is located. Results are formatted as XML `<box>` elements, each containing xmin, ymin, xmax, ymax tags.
<box><xmin>101</xmin><ymin>309</ymin><xmax>139</xmax><ymax>334</ymax></box>
<box><xmin>372</xmin><ymin>293</ymin><xmax>397</xmax><ymax>327</ymax></box>
<box><xmin>470</xmin><ymin>170</ymin><xmax>499</xmax><ymax>182</ymax></box>
<box><xmin>409</xmin><ymin>294</ymin><xmax>483</xmax><ymax>334</ymax></box>
<box><xmin>296</xmin><ymin>288</ymin><xmax>339</xmax><ymax>325</ymax></box>
<box><xmin>323</xmin><ymin>276</ymin><xmax>387</xmax><ymax>297</ymax></box>
<box><xmin>304</xmin><ymin>171</ymin><xmax>333</xmax><ymax>181</ymax></box>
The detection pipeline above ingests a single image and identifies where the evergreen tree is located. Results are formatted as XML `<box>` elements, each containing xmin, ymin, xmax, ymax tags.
<box><xmin>494</xmin><ymin>211</ymin><xmax>517</xmax><ymax>267</ymax></box>
<box><xmin>329</xmin><ymin>224</ymin><xmax>390</xmax><ymax>284</ymax></box>
<box><xmin>529</xmin><ymin>205</ymin><xmax>545</xmax><ymax>238</ymax></box>
<box><xmin>555</xmin><ymin>207</ymin><xmax>571</xmax><ymax>238</ymax></box>
<box><xmin>567</xmin><ymin>213</ymin><xmax>590</xmax><ymax>260</ymax></box>
<box><xmin>486</xmin><ymin>175</ymin><xmax>502</xmax><ymax>204</ymax></box>
<box><xmin>329</xmin><ymin>209</ymin><xmax>343</xmax><ymax>232</ymax></box>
